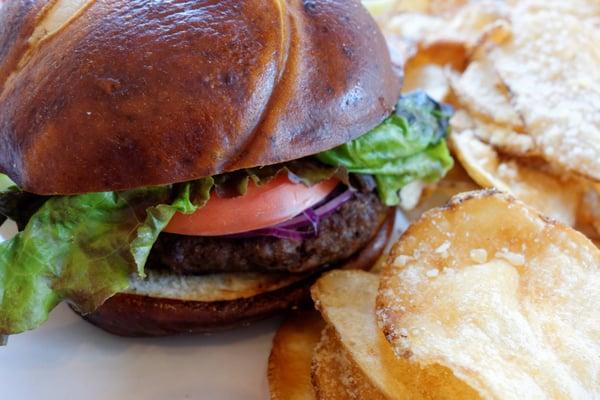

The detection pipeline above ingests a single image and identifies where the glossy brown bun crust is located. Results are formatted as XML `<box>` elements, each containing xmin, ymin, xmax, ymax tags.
<box><xmin>0</xmin><ymin>0</ymin><xmax>400</xmax><ymax>195</ymax></box>
<box><xmin>77</xmin><ymin>210</ymin><xmax>395</xmax><ymax>337</ymax></box>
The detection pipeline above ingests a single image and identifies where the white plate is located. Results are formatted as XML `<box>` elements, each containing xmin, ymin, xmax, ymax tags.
<box><xmin>0</xmin><ymin>220</ymin><xmax>275</xmax><ymax>400</ymax></box>
<box><xmin>2</xmin><ymin>305</ymin><xmax>279</xmax><ymax>400</ymax></box>
<box><xmin>1</xmin><ymin>305</ymin><xmax>278</xmax><ymax>399</ymax></box>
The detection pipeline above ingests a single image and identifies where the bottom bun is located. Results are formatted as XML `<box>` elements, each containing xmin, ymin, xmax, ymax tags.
<box><xmin>76</xmin><ymin>210</ymin><xmax>396</xmax><ymax>337</ymax></box>
<box><xmin>77</xmin><ymin>279</ymin><xmax>312</xmax><ymax>337</ymax></box>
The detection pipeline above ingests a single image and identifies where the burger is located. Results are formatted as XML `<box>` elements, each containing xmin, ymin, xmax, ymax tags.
<box><xmin>0</xmin><ymin>0</ymin><xmax>453</xmax><ymax>338</ymax></box>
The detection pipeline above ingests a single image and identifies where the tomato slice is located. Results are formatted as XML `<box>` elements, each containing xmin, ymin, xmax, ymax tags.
<box><xmin>164</xmin><ymin>175</ymin><xmax>338</xmax><ymax>236</ymax></box>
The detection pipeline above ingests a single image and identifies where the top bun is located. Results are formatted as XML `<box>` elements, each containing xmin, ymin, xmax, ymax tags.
<box><xmin>0</xmin><ymin>0</ymin><xmax>400</xmax><ymax>195</ymax></box>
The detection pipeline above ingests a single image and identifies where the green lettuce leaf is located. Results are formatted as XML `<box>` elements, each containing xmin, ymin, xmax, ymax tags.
<box><xmin>317</xmin><ymin>92</ymin><xmax>454</xmax><ymax>205</ymax></box>
<box><xmin>213</xmin><ymin>158</ymin><xmax>342</xmax><ymax>198</ymax></box>
<box><xmin>0</xmin><ymin>180</ymin><xmax>212</xmax><ymax>335</ymax></box>
<box><xmin>0</xmin><ymin>175</ymin><xmax>15</xmax><ymax>192</ymax></box>
<box><xmin>129</xmin><ymin>179</ymin><xmax>213</xmax><ymax>276</ymax></box>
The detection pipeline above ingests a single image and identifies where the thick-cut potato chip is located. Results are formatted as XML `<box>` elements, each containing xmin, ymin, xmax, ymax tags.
<box><xmin>401</xmin><ymin>41</ymin><xmax>468</xmax><ymax>102</ymax></box>
<box><xmin>588</xmin><ymin>184</ymin><xmax>600</xmax><ymax>235</ymax></box>
<box><xmin>482</xmin><ymin>4</ymin><xmax>600</xmax><ymax>182</ymax></box>
<box><xmin>310</xmin><ymin>326</ymin><xmax>348</xmax><ymax>400</ymax></box>
<box><xmin>362</xmin><ymin>0</ymin><xmax>399</xmax><ymax>16</ymax></box>
<box><xmin>384</xmin><ymin>1</ymin><xmax>509</xmax><ymax>115</ymax></box>
<box><xmin>378</xmin><ymin>190</ymin><xmax>600</xmax><ymax>399</ymax></box>
<box><xmin>448</xmin><ymin>59</ymin><xmax>522</xmax><ymax>128</ymax></box>
<box><xmin>312</xmin><ymin>271</ymin><xmax>407</xmax><ymax>399</ymax></box>
<box><xmin>422</xmin><ymin>0</ymin><xmax>467</xmax><ymax>16</ymax></box>
<box><xmin>311</xmin><ymin>326</ymin><xmax>383</xmax><ymax>400</ymax></box>
<box><xmin>450</xmin><ymin>128</ymin><xmax>582</xmax><ymax>226</ymax></box>
<box><xmin>383</xmin><ymin>0</ymin><xmax>509</xmax><ymax>109</ymax></box>
<box><xmin>449</xmin><ymin>109</ymin><xmax>535</xmax><ymax>157</ymax></box>
<box><xmin>312</xmin><ymin>270</ymin><xmax>479</xmax><ymax>399</ymax></box>
<box><xmin>394</xmin><ymin>0</ymin><xmax>430</xmax><ymax>13</ymax></box>
<box><xmin>444</xmin><ymin>1</ymin><xmax>600</xmax><ymax>185</ymax></box>
<box><xmin>577</xmin><ymin>182</ymin><xmax>600</xmax><ymax>241</ymax></box>
<box><xmin>390</xmin><ymin>0</ymin><xmax>476</xmax><ymax>16</ymax></box>
<box><xmin>403</xmin><ymin>63</ymin><xmax>449</xmax><ymax>102</ymax></box>
<box><xmin>268</xmin><ymin>310</ymin><xmax>324</xmax><ymax>400</ymax></box>
<box><xmin>384</xmin><ymin>1</ymin><xmax>508</xmax><ymax>51</ymax></box>
<box><xmin>406</xmin><ymin>41</ymin><xmax>468</xmax><ymax>73</ymax></box>
<box><xmin>516</xmin><ymin>0</ymin><xmax>600</xmax><ymax>21</ymax></box>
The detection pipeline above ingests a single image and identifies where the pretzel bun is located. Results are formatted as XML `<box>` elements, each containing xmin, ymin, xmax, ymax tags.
<box><xmin>0</xmin><ymin>0</ymin><xmax>400</xmax><ymax>195</ymax></box>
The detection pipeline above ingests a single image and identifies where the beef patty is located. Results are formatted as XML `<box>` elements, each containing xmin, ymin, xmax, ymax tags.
<box><xmin>148</xmin><ymin>191</ymin><xmax>388</xmax><ymax>275</ymax></box>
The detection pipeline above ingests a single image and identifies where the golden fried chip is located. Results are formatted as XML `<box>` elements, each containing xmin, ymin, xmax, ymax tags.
<box><xmin>378</xmin><ymin>190</ymin><xmax>600</xmax><ymax>399</ymax></box>
<box><xmin>384</xmin><ymin>1</ymin><xmax>508</xmax><ymax>52</ymax></box>
<box><xmin>391</xmin><ymin>0</ymin><xmax>430</xmax><ymax>13</ymax></box>
<box><xmin>362</xmin><ymin>0</ymin><xmax>402</xmax><ymax>19</ymax></box>
<box><xmin>449</xmin><ymin>109</ymin><xmax>536</xmax><ymax>157</ymax></box>
<box><xmin>483</xmin><ymin>4</ymin><xmax>600</xmax><ymax>182</ymax></box>
<box><xmin>382</xmin><ymin>1</ymin><xmax>508</xmax><ymax>93</ymax></box>
<box><xmin>423</xmin><ymin>0</ymin><xmax>467</xmax><ymax>16</ymax></box>
<box><xmin>576</xmin><ymin>182</ymin><xmax>600</xmax><ymax>241</ymax></box>
<box><xmin>408</xmin><ymin>41</ymin><xmax>468</xmax><ymax>71</ymax></box>
<box><xmin>588</xmin><ymin>184</ymin><xmax>600</xmax><ymax>235</ymax></box>
<box><xmin>311</xmin><ymin>326</ymin><xmax>384</xmax><ymax>400</ymax></box>
<box><xmin>401</xmin><ymin>41</ymin><xmax>468</xmax><ymax>102</ymax></box>
<box><xmin>516</xmin><ymin>0</ymin><xmax>600</xmax><ymax>20</ymax></box>
<box><xmin>312</xmin><ymin>271</ymin><xmax>407</xmax><ymax>399</ymax></box>
<box><xmin>312</xmin><ymin>270</ymin><xmax>479</xmax><ymax>399</ymax></box>
<box><xmin>268</xmin><ymin>310</ymin><xmax>324</xmax><ymax>400</ymax></box>
<box><xmin>450</xmin><ymin>128</ymin><xmax>582</xmax><ymax>226</ymax></box>
<box><xmin>403</xmin><ymin>63</ymin><xmax>449</xmax><ymax>102</ymax></box>
<box><xmin>311</xmin><ymin>326</ymin><xmax>350</xmax><ymax>400</ymax></box>
<box><xmin>448</xmin><ymin>59</ymin><xmax>522</xmax><ymax>128</ymax></box>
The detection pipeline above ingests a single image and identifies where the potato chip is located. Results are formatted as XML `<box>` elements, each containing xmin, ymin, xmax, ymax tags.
<box><xmin>403</xmin><ymin>64</ymin><xmax>450</xmax><ymax>102</ymax></box>
<box><xmin>449</xmin><ymin>109</ymin><xmax>536</xmax><ymax>157</ymax></box>
<box><xmin>389</xmin><ymin>0</ymin><xmax>481</xmax><ymax>17</ymax></box>
<box><xmin>450</xmin><ymin>128</ymin><xmax>582</xmax><ymax>226</ymax></box>
<box><xmin>448</xmin><ymin>59</ymin><xmax>522</xmax><ymax>128</ymax></box>
<box><xmin>401</xmin><ymin>41</ymin><xmax>468</xmax><ymax>102</ymax></box>
<box><xmin>362</xmin><ymin>0</ymin><xmax>400</xmax><ymax>17</ymax></box>
<box><xmin>312</xmin><ymin>271</ymin><xmax>407</xmax><ymax>399</ymax></box>
<box><xmin>382</xmin><ymin>0</ymin><xmax>509</xmax><ymax>107</ymax></box>
<box><xmin>311</xmin><ymin>326</ymin><xmax>349</xmax><ymax>400</ymax></box>
<box><xmin>588</xmin><ymin>184</ymin><xmax>600</xmax><ymax>235</ymax></box>
<box><xmin>311</xmin><ymin>326</ymin><xmax>384</xmax><ymax>400</ymax></box>
<box><xmin>378</xmin><ymin>190</ymin><xmax>600</xmax><ymax>399</ymax></box>
<box><xmin>312</xmin><ymin>270</ymin><xmax>479</xmax><ymax>399</ymax></box>
<box><xmin>268</xmin><ymin>310</ymin><xmax>324</xmax><ymax>400</ymax></box>
<box><xmin>577</xmin><ymin>182</ymin><xmax>600</xmax><ymax>240</ymax></box>
<box><xmin>517</xmin><ymin>0</ymin><xmax>600</xmax><ymax>18</ymax></box>
<box><xmin>384</xmin><ymin>1</ymin><xmax>508</xmax><ymax>52</ymax></box>
<box><xmin>423</xmin><ymin>0</ymin><xmax>467</xmax><ymax>16</ymax></box>
<box><xmin>483</xmin><ymin>4</ymin><xmax>600</xmax><ymax>182</ymax></box>
<box><xmin>407</xmin><ymin>41</ymin><xmax>468</xmax><ymax>72</ymax></box>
